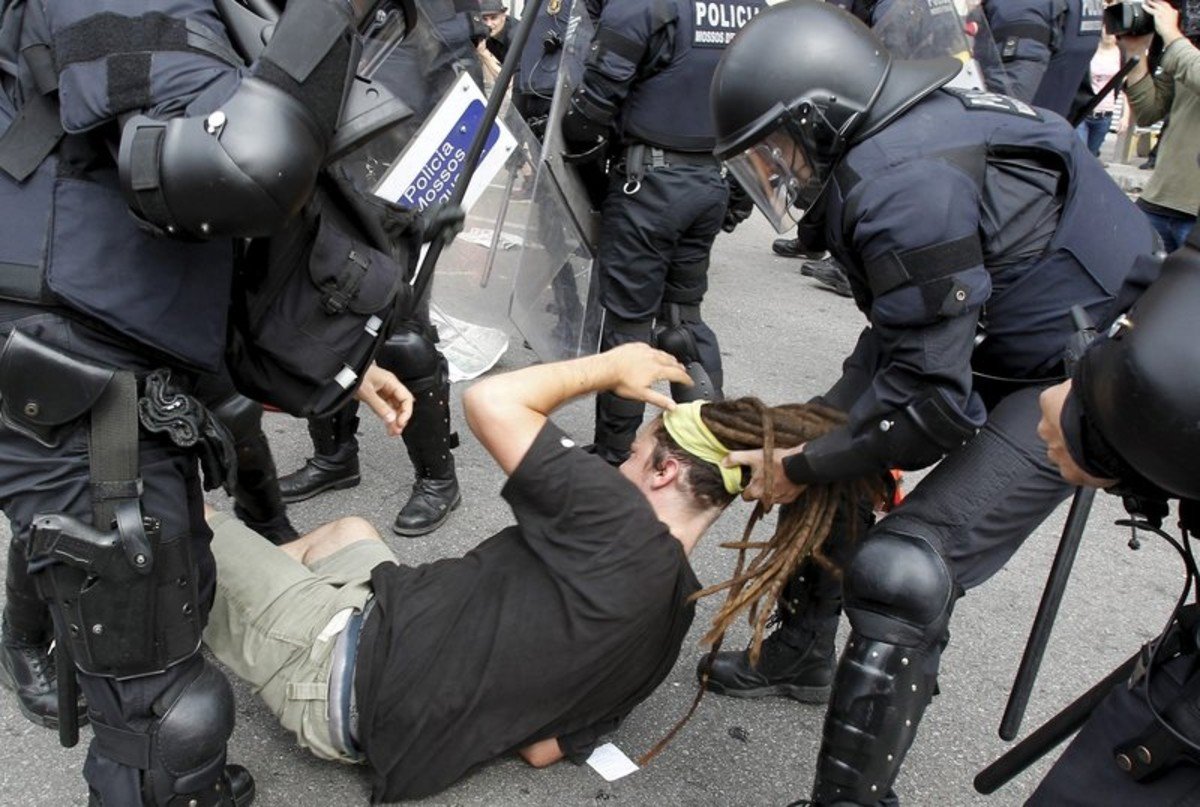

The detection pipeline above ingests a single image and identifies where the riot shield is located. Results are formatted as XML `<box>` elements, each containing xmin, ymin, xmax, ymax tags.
<box><xmin>508</xmin><ymin>0</ymin><xmax>603</xmax><ymax>361</ymax></box>
<box><xmin>532</xmin><ymin>0</ymin><xmax>603</xmax><ymax>252</ymax></box>
<box><xmin>870</xmin><ymin>0</ymin><xmax>1012</xmax><ymax>95</ymax></box>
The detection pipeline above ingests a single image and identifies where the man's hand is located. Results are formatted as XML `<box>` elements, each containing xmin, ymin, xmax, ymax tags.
<box><xmin>465</xmin><ymin>344</ymin><xmax>689</xmax><ymax>476</ymax></box>
<box><xmin>1036</xmin><ymin>380</ymin><xmax>1117</xmax><ymax>489</ymax></box>
<box><xmin>354</xmin><ymin>363</ymin><xmax>414</xmax><ymax>437</ymax></box>
<box><xmin>722</xmin><ymin>444</ymin><xmax>807</xmax><ymax>511</ymax></box>
<box><xmin>606</xmin><ymin>343</ymin><xmax>693</xmax><ymax>410</ymax></box>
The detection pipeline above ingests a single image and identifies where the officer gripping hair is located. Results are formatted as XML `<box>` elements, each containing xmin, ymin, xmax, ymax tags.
<box><xmin>699</xmin><ymin>3</ymin><xmax>1160</xmax><ymax>803</ymax></box>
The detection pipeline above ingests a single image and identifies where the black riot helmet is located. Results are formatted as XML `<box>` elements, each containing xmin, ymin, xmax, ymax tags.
<box><xmin>712</xmin><ymin>0</ymin><xmax>960</xmax><ymax>231</ymax></box>
<box><xmin>1068</xmin><ymin>229</ymin><xmax>1200</xmax><ymax>500</ymax></box>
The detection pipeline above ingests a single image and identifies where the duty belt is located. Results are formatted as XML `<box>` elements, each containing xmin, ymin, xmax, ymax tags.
<box><xmin>619</xmin><ymin>143</ymin><xmax>720</xmax><ymax>194</ymax></box>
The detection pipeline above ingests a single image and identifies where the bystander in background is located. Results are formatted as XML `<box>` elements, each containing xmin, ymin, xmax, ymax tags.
<box><xmin>1120</xmin><ymin>0</ymin><xmax>1200</xmax><ymax>250</ymax></box>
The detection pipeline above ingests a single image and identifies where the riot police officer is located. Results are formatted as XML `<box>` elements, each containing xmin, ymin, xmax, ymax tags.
<box><xmin>984</xmin><ymin>0</ymin><xmax>1103</xmax><ymax>115</ymax></box>
<box><xmin>562</xmin><ymin>0</ymin><xmax>766</xmax><ymax>464</ymax></box>
<box><xmin>705</xmin><ymin>3</ymin><xmax>1158</xmax><ymax>803</ymax></box>
<box><xmin>1030</xmin><ymin>222</ymin><xmax>1200</xmax><ymax>804</ymax></box>
<box><xmin>0</xmin><ymin>0</ymin><xmax>400</xmax><ymax>803</ymax></box>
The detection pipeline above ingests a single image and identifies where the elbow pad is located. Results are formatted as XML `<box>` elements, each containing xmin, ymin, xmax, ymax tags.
<box><xmin>561</xmin><ymin>89</ymin><xmax>614</xmax><ymax>153</ymax></box>
<box><xmin>784</xmin><ymin>392</ymin><xmax>980</xmax><ymax>484</ymax></box>
<box><xmin>119</xmin><ymin>77</ymin><xmax>327</xmax><ymax>239</ymax></box>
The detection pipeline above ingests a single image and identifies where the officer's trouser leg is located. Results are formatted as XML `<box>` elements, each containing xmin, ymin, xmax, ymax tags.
<box><xmin>593</xmin><ymin>314</ymin><xmax>655</xmax><ymax>464</ymax></box>
<box><xmin>812</xmin><ymin>386</ymin><xmax>1072</xmax><ymax>805</ymax></box>
<box><xmin>661</xmin><ymin>170</ymin><xmax>727</xmax><ymax>397</ymax></box>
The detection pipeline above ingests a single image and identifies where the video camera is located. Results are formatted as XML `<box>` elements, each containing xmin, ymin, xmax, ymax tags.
<box><xmin>1104</xmin><ymin>0</ymin><xmax>1188</xmax><ymax>37</ymax></box>
<box><xmin>1104</xmin><ymin>2</ymin><xmax>1157</xmax><ymax>37</ymax></box>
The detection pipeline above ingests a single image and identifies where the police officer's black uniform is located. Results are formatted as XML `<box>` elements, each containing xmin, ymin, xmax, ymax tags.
<box><xmin>1030</xmin><ymin>224</ymin><xmax>1200</xmax><ymax>805</ymax></box>
<box><xmin>563</xmin><ymin>0</ymin><xmax>765</xmax><ymax>464</ymax></box>
<box><xmin>984</xmin><ymin>0</ymin><xmax>1103</xmax><ymax>115</ymax></box>
<box><xmin>708</xmin><ymin>3</ymin><xmax>1159</xmax><ymax>803</ymax></box>
<box><xmin>0</xmin><ymin>0</ymin><xmax>373</xmax><ymax>802</ymax></box>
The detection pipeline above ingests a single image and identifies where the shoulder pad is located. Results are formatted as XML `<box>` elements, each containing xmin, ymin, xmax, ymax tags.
<box><xmin>942</xmin><ymin>87</ymin><xmax>1042</xmax><ymax>120</ymax></box>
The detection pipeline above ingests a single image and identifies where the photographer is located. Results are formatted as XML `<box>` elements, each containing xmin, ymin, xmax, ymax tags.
<box><xmin>1031</xmin><ymin>224</ymin><xmax>1200</xmax><ymax>804</ymax></box>
<box><xmin>1119</xmin><ymin>0</ymin><xmax>1199</xmax><ymax>250</ymax></box>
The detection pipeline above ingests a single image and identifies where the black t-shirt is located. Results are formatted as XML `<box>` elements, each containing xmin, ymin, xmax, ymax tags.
<box><xmin>354</xmin><ymin>422</ymin><xmax>700</xmax><ymax>802</ymax></box>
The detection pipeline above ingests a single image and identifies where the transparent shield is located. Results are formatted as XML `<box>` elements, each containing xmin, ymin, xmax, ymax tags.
<box><xmin>871</xmin><ymin>0</ymin><xmax>1012</xmax><ymax>94</ymax></box>
<box><xmin>501</xmin><ymin>0</ymin><xmax>602</xmax><ymax>362</ymax></box>
<box><xmin>538</xmin><ymin>0</ymin><xmax>603</xmax><ymax>253</ymax></box>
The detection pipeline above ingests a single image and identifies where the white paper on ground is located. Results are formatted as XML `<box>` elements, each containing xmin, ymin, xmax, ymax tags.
<box><xmin>585</xmin><ymin>742</ymin><xmax>639</xmax><ymax>782</ymax></box>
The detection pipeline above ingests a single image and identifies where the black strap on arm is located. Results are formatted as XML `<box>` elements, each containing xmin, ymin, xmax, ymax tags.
<box><xmin>992</xmin><ymin>22</ymin><xmax>1053</xmax><ymax>46</ymax></box>
<box><xmin>867</xmin><ymin>234</ymin><xmax>985</xmax><ymax>298</ymax></box>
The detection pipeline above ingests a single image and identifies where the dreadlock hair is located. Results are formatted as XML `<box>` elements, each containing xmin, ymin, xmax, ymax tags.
<box><xmin>639</xmin><ymin>396</ymin><xmax>887</xmax><ymax>765</ymax></box>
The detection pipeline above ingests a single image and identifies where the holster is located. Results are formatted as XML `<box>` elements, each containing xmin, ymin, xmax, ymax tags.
<box><xmin>0</xmin><ymin>332</ymin><xmax>202</xmax><ymax>684</ymax></box>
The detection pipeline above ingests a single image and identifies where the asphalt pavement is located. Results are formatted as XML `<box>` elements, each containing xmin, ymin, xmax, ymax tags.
<box><xmin>0</xmin><ymin>159</ymin><xmax>1176</xmax><ymax>807</ymax></box>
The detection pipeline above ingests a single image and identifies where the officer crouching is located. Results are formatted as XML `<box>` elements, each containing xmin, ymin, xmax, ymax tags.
<box><xmin>1031</xmin><ymin>221</ymin><xmax>1200</xmax><ymax>804</ymax></box>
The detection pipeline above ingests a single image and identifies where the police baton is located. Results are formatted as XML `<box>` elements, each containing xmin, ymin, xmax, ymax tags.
<box><xmin>998</xmin><ymin>306</ymin><xmax>1098</xmax><ymax>741</ymax></box>
<box><xmin>977</xmin><ymin>651</ymin><xmax>1140</xmax><ymax>793</ymax></box>
<box><xmin>409</xmin><ymin>0</ymin><xmax>550</xmax><ymax>304</ymax></box>
<box><xmin>1069</xmin><ymin>56</ymin><xmax>1139</xmax><ymax>129</ymax></box>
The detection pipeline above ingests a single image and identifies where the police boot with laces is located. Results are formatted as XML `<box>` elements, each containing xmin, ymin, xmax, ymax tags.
<box><xmin>0</xmin><ymin>618</ymin><xmax>88</xmax><ymax>730</ymax></box>
<box><xmin>698</xmin><ymin>559</ymin><xmax>844</xmax><ymax>702</ymax></box>
<box><xmin>772</xmin><ymin>237</ymin><xmax>828</xmax><ymax>260</ymax></box>
<box><xmin>393</xmin><ymin>375</ymin><xmax>461</xmax><ymax>537</ymax></box>
<box><xmin>699</xmin><ymin>621</ymin><xmax>837</xmax><ymax>702</ymax></box>
<box><xmin>278</xmin><ymin>406</ymin><xmax>361</xmax><ymax>504</ymax></box>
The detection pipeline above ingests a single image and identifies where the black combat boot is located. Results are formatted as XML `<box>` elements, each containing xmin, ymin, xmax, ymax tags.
<box><xmin>1</xmin><ymin>547</ymin><xmax>87</xmax><ymax>730</ymax></box>
<box><xmin>699</xmin><ymin>500</ymin><xmax>870</xmax><ymax>702</ymax></box>
<box><xmin>0</xmin><ymin>617</ymin><xmax>87</xmax><ymax>730</ymax></box>
<box><xmin>393</xmin><ymin>376</ymin><xmax>461</xmax><ymax>537</ymax></box>
<box><xmin>278</xmin><ymin>405</ymin><xmax>361</xmax><ymax>504</ymax></box>
<box><xmin>772</xmin><ymin>237</ymin><xmax>827</xmax><ymax>260</ymax></box>
<box><xmin>698</xmin><ymin>566</ymin><xmax>841</xmax><ymax>703</ymax></box>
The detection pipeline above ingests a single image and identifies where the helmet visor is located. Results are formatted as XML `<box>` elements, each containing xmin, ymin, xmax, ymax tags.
<box><xmin>723</xmin><ymin>104</ymin><xmax>841</xmax><ymax>233</ymax></box>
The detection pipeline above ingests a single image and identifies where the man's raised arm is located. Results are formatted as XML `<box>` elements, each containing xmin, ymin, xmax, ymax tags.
<box><xmin>463</xmin><ymin>344</ymin><xmax>691</xmax><ymax>475</ymax></box>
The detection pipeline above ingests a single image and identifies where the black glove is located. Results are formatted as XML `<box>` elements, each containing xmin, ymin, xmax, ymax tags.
<box><xmin>722</xmin><ymin>175</ymin><xmax>755</xmax><ymax>233</ymax></box>
<box><xmin>420</xmin><ymin>202</ymin><xmax>466</xmax><ymax>247</ymax></box>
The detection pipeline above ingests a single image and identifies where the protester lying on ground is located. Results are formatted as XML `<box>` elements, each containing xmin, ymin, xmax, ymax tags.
<box><xmin>203</xmin><ymin>343</ymin><xmax>753</xmax><ymax>802</ymax></box>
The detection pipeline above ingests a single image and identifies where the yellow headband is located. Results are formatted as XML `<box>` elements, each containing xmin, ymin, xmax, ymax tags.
<box><xmin>661</xmin><ymin>401</ymin><xmax>744</xmax><ymax>495</ymax></box>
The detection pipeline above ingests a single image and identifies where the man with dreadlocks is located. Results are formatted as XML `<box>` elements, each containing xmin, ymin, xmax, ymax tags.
<box><xmin>702</xmin><ymin>2</ymin><xmax>1161</xmax><ymax>804</ymax></box>
<box><xmin>195</xmin><ymin>344</ymin><xmax>761</xmax><ymax>802</ymax></box>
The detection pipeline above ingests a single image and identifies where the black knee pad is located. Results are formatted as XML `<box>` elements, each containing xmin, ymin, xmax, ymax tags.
<box><xmin>210</xmin><ymin>393</ymin><xmax>264</xmax><ymax>447</ymax></box>
<box><xmin>376</xmin><ymin>328</ymin><xmax>446</xmax><ymax>392</ymax></box>
<box><xmin>844</xmin><ymin>529</ymin><xmax>955</xmax><ymax>648</ymax></box>
<box><xmin>150</xmin><ymin>658</ymin><xmax>236</xmax><ymax>796</ymax></box>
